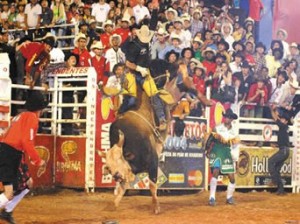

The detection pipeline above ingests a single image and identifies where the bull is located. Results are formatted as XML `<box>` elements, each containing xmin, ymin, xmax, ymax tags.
<box><xmin>99</xmin><ymin>60</ymin><xmax>211</xmax><ymax>214</ymax></box>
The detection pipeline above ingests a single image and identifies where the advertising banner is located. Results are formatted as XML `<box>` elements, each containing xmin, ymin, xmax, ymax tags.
<box><xmin>27</xmin><ymin>135</ymin><xmax>54</xmax><ymax>187</ymax></box>
<box><xmin>236</xmin><ymin>147</ymin><xmax>292</xmax><ymax>187</ymax></box>
<box><xmin>129</xmin><ymin>117</ymin><xmax>208</xmax><ymax>189</ymax></box>
<box><xmin>55</xmin><ymin>137</ymin><xmax>86</xmax><ymax>187</ymax></box>
<box><xmin>95</xmin><ymin>94</ymin><xmax>116</xmax><ymax>188</ymax></box>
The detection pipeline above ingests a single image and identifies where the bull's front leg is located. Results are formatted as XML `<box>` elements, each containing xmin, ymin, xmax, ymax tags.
<box><xmin>114</xmin><ymin>182</ymin><xmax>126</xmax><ymax>208</ymax></box>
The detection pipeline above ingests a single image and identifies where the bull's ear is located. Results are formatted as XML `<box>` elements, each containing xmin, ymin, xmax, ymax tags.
<box><xmin>97</xmin><ymin>150</ymin><xmax>106</xmax><ymax>158</ymax></box>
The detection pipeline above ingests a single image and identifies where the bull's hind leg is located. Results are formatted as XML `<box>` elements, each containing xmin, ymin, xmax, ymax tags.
<box><xmin>114</xmin><ymin>183</ymin><xmax>126</xmax><ymax>209</ymax></box>
<box><xmin>149</xmin><ymin>180</ymin><xmax>160</xmax><ymax>214</ymax></box>
<box><xmin>149</xmin><ymin>152</ymin><xmax>160</xmax><ymax>215</ymax></box>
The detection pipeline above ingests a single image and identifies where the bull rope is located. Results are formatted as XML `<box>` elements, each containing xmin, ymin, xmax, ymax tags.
<box><xmin>127</xmin><ymin>110</ymin><xmax>163</xmax><ymax>142</ymax></box>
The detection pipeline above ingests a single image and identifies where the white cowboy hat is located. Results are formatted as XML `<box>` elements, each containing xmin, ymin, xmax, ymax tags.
<box><xmin>121</xmin><ymin>16</ymin><xmax>131</xmax><ymax>23</ymax></box>
<box><xmin>277</xmin><ymin>28</ymin><xmax>288</xmax><ymax>39</ymax></box>
<box><xmin>103</xmin><ymin>20</ymin><xmax>114</xmax><ymax>28</ymax></box>
<box><xmin>193</xmin><ymin>9</ymin><xmax>202</xmax><ymax>17</ymax></box>
<box><xmin>136</xmin><ymin>25</ymin><xmax>154</xmax><ymax>44</ymax></box>
<box><xmin>192</xmin><ymin>36</ymin><xmax>203</xmax><ymax>45</ymax></box>
<box><xmin>91</xmin><ymin>41</ymin><xmax>105</xmax><ymax>50</ymax></box>
<box><xmin>74</xmin><ymin>33</ymin><xmax>87</xmax><ymax>47</ymax></box>
<box><xmin>165</xmin><ymin>8</ymin><xmax>178</xmax><ymax>18</ymax></box>
<box><xmin>170</xmin><ymin>33</ymin><xmax>182</xmax><ymax>42</ymax></box>
<box><xmin>195</xmin><ymin>62</ymin><xmax>207</xmax><ymax>72</ymax></box>
<box><xmin>109</xmin><ymin>34</ymin><xmax>122</xmax><ymax>46</ymax></box>
<box><xmin>156</xmin><ymin>27</ymin><xmax>168</xmax><ymax>37</ymax></box>
<box><xmin>290</xmin><ymin>42</ymin><xmax>298</xmax><ymax>48</ymax></box>
<box><xmin>202</xmin><ymin>47</ymin><xmax>216</xmax><ymax>55</ymax></box>
<box><xmin>42</xmin><ymin>32</ymin><xmax>57</xmax><ymax>43</ymax></box>
<box><xmin>289</xmin><ymin>80</ymin><xmax>299</xmax><ymax>89</ymax></box>
<box><xmin>89</xmin><ymin>19</ymin><xmax>96</xmax><ymax>25</ymax></box>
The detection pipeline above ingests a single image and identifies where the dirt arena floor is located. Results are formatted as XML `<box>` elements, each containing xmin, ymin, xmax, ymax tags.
<box><xmin>3</xmin><ymin>189</ymin><xmax>300</xmax><ymax>224</ymax></box>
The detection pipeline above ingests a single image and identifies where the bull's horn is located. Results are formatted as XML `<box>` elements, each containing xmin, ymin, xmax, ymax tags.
<box><xmin>117</xmin><ymin>130</ymin><xmax>125</xmax><ymax>148</ymax></box>
<box><xmin>97</xmin><ymin>150</ymin><xmax>106</xmax><ymax>158</ymax></box>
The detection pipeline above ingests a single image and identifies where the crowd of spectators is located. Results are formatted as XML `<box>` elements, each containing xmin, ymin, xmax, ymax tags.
<box><xmin>0</xmin><ymin>0</ymin><xmax>300</xmax><ymax>134</ymax></box>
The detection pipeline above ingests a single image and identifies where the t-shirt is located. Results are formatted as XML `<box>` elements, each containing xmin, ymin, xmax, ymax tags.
<box><xmin>276</xmin><ymin>120</ymin><xmax>289</xmax><ymax>148</ymax></box>
<box><xmin>25</xmin><ymin>3</ymin><xmax>42</xmax><ymax>28</ymax></box>
<box><xmin>91</xmin><ymin>3</ymin><xmax>110</xmax><ymax>23</ymax></box>
<box><xmin>2</xmin><ymin>112</ymin><xmax>41</xmax><ymax>165</ymax></box>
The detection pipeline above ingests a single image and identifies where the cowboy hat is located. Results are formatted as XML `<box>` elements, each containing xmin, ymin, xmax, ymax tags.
<box><xmin>136</xmin><ymin>25</ymin><xmax>154</xmax><ymax>44</ymax></box>
<box><xmin>194</xmin><ymin>62</ymin><xmax>207</xmax><ymax>72</ymax></box>
<box><xmin>156</xmin><ymin>28</ymin><xmax>168</xmax><ymax>37</ymax></box>
<box><xmin>103</xmin><ymin>20</ymin><xmax>114</xmax><ymax>28</ymax></box>
<box><xmin>222</xmin><ymin>108</ymin><xmax>238</xmax><ymax>120</ymax></box>
<box><xmin>42</xmin><ymin>32</ymin><xmax>56</xmax><ymax>48</ymax></box>
<box><xmin>202</xmin><ymin>47</ymin><xmax>216</xmax><ymax>55</ymax></box>
<box><xmin>277</xmin><ymin>28</ymin><xmax>288</xmax><ymax>39</ymax></box>
<box><xmin>232</xmin><ymin>40</ymin><xmax>245</xmax><ymax>51</ymax></box>
<box><xmin>121</xmin><ymin>16</ymin><xmax>131</xmax><ymax>23</ymax></box>
<box><xmin>217</xmin><ymin>39</ymin><xmax>230</xmax><ymax>51</ymax></box>
<box><xmin>91</xmin><ymin>41</ymin><xmax>105</xmax><ymax>50</ymax></box>
<box><xmin>189</xmin><ymin>58</ymin><xmax>200</xmax><ymax>65</ymax></box>
<box><xmin>25</xmin><ymin>90</ymin><xmax>49</xmax><ymax>112</ymax></box>
<box><xmin>289</xmin><ymin>80</ymin><xmax>299</xmax><ymax>89</ymax></box>
<box><xmin>193</xmin><ymin>9</ymin><xmax>202</xmax><ymax>17</ymax></box>
<box><xmin>192</xmin><ymin>36</ymin><xmax>203</xmax><ymax>45</ymax></box>
<box><xmin>89</xmin><ymin>19</ymin><xmax>97</xmax><ymax>25</ymax></box>
<box><xmin>109</xmin><ymin>34</ymin><xmax>122</xmax><ymax>46</ymax></box>
<box><xmin>165</xmin><ymin>8</ymin><xmax>178</xmax><ymax>17</ymax></box>
<box><xmin>170</xmin><ymin>33</ymin><xmax>182</xmax><ymax>42</ymax></box>
<box><xmin>255</xmin><ymin>42</ymin><xmax>266</xmax><ymax>51</ymax></box>
<box><xmin>74</xmin><ymin>33</ymin><xmax>87</xmax><ymax>47</ymax></box>
<box><xmin>290</xmin><ymin>42</ymin><xmax>298</xmax><ymax>49</ymax></box>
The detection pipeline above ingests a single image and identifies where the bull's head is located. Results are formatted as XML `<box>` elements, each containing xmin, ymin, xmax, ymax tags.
<box><xmin>98</xmin><ymin>130</ymin><xmax>135</xmax><ymax>184</ymax></box>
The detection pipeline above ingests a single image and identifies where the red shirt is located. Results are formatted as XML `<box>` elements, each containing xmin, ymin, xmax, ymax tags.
<box><xmin>192</xmin><ymin>75</ymin><xmax>205</xmax><ymax>95</ymax></box>
<box><xmin>246</xmin><ymin>83</ymin><xmax>268</xmax><ymax>109</ymax></box>
<box><xmin>203</xmin><ymin>60</ymin><xmax>217</xmax><ymax>77</ymax></box>
<box><xmin>91</xmin><ymin>56</ymin><xmax>110</xmax><ymax>84</ymax></box>
<box><xmin>72</xmin><ymin>48</ymin><xmax>91</xmax><ymax>67</ymax></box>
<box><xmin>100</xmin><ymin>32</ymin><xmax>112</xmax><ymax>51</ymax></box>
<box><xmin>2</xmin><ymin>112</ymin><xmax>41</xmax><ymax>166</ymax></box>
<box><xmin>19</xmin><ymin>42</ymin><xmax>47</xmax><ymax>73</ymax></box>
<box><xmin>114</xmin><ymin>28</ymin><xmax>130</xmax><ymax>44</ymax></box>
<box><xmin>249</xmin><ymin>0</ymin><xmax>264</xmax><ymax>21</ymax></box>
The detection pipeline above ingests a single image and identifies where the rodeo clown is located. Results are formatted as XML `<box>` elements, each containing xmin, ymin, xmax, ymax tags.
<box><xmin>123</xmin><ymin>0</ymin><xmax>169</xmax><ymax>131</ymax></box>
<box><xmin>0</xmin><ymin>91</ymin><xmax>47</xmax><ymax>223</ymax></box>
<box><xmin>205</xmin><ymin>108</ymin><xmax>240</xmax><ymax>206</ymax></box>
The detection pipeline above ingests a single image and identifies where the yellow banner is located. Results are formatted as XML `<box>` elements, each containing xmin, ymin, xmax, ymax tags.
<box><xmin>236</xmin><ymin>147</ymin><xmax>292</xmax><ymax>187</ymax></box>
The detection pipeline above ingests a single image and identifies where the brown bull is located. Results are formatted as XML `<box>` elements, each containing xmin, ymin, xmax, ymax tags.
<box><xmin>99</xmin><ymin>61</ymin><xmax>211</xmax><ymax>214</ymax></box>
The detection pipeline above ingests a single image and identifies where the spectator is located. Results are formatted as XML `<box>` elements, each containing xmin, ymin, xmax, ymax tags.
<box><xmin>220</xmin><ymin>22</ymin><xmax>234</xmax><ymax>51</ymax></box>
<box><xmin>244</xmin><ymin>17</ymin><xmax>254</xmax><ymax>40</ymax></box>
<box><xmin>87</xmin><ymin>19</ymin><xmax>100</xmax><ymax>49</ymax></box>
<box><xmin>201</xmin><ymin>30</ymin><xmax>217</xmax><ymax>51</ymax></box>
<box><xmin>91</xmin><ymin>41</ymin><xmax>110</xmax><ymax>84</ymax></box>
<box><xmin>165</xmin><ymin>49</ymin><xmax>179</xmax><ymax>64</ymax></box>
<box><xmin>235</xmin><ymin>60</ymin><xmax>255</xmax><ymax>100</ymax></box>
<box><xmin>190</xmin><ymin>9</ymin><xmax>203</xmax><ymax>38</ymax></box>
<box><xmin>105</xmin><ymin>34</ymin><xmax>125</xmax><ymax>72</ymax></box>
<box><xmin>192</xmin><ymin>63</ymin><xmax>206</xmax><ymax>95</ymax></box>
<box><xmin>244</xmin><ymin>40</ymin><xmax>255</xmax><ymax>66</ymax></box>
<box><xmin>231</xmin><ymin>75</ymin><xmax>245</xmax><ymax>114</ymax></box>
<box><xmin>0</xmin><ymin>1</ymin><xmax>9</xmax><ymax>24</ymax></box>
<box><xmin>24</xmin><ymin>0</ymin><xmax>42</xmax><ymax>39</ymax></box>
<box><xmin>191</xmin><ymin>36</ymin><xmax>203</xmax><ymax>62</ymax></box>
<box><xmin>253</xmin><ymin>42</ymin><xmax>266</xmax><ymax>75</ymax></box>
<box><xmin>151</xmin><ymin>28</ymin><xmax>168</xmax><ymax>60</ymax></box>
<box><xmin>100</xmin><ymin>20</ymin><xmax>114</xmax><ymax>51</ymax></box>
<box><xmin>248</xmin><ymin>0</ymin><xmax>263</xmax><ymax>41</ymax></box>
<box><xmin>162</xmin><ymin>8</ymin><xmax>177</xmax><ymax>29</ymax></box>
<box><xmin>285</xmin><ymin>60</ymin><xmax>298</xmax><ymax>82</ymax></box>
<box><xmin>244</xmin><ymin>77</ymin><xmax>268</xmax><ymax>118</ymax></box>
<box><xmin>276</xmin><ymin>29</ymin><xmax>289</xmax><ymax>60</ymax></box>
<box><xmin>121</xmin><ymin>0</ymin><xmax>134</xmax><ymax>18</ymax></box>
<box><xmin>16</xmin><ymin>1</ymin><xmax>26</xmax><ymax>32</ymax></box>
<box><xmin>72</xmin><ymin>33</ymin><xmax>91</xmax><ymax>67</ymax></box>
<box><xmin>114</xmin><ymin>16</ymin><xmax>131</xmax><ymax>44</ymax></box>
<box><xmin>277</xmin><ymin>80</ymin><xmax>299</xmax><ymax>112</ymax></box>
<box><xmin>91</xmin><ymin>0</ymin><xmax>110</xmax><ymax>27</ymax></box>
<box><xmin>172</xmin><ymin>18</ymin><xmax>190</xmax><ymax>49</ymax></box>
<box><xmin>266</xmin><ymin>48</ymin><xmax>283</xmax><ymax>78</ymax></box>
<box><xmin>7</xmin><ymin>3</ymin><xmax>17</xmax><ymax>29</ymax></box>
<box><xmin>288</xmin><ymin>43</ymin><xmax>300</xmax><ymax>81</ymax></box>
<box><xmin>133</xmin><ymin>0</ymin><xmax>150</xmax><ymax>25</ymax></box>
<box><xmin>40</xmin><ymin>0</ymin><xmax>53</xmax><ymax>37</ymax></box>
<box><xmin>230</xmin><ymin>51</ymin><xmax>244</xmax><ymax>74</ymax></box>
<box><xmin>217</xmin><ymin>39</ymin><xmax>231</xmax><ymax>63</ymax></box>
<box><xmin>181</xmin><ymin>47</ymin><xmax>194</xmax><ymax>67</ymax></box>
<box><xmin>158</xmin><ymin>33</ymin><xmax>182</xmax><ymax>60</ymax></box>
<box><xmin>202</xmin><ymin>47</ymin><xmax>217</xmax><ymax>78</ymax></box>
<box><xmin>232</xmin><ymin>40</ymin><xmax>245</xmax><ymax>54</ymax></box>
<box><xmin>51</xmin><ymin>0</ymin><xmax>66</xmax><ymax>47</ymax></box>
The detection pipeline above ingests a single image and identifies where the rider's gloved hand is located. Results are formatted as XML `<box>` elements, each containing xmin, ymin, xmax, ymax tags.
<box><xmin>136</xmin><ymin>65</ymin><xmax>149</xmax><ymax>77</ymax></box>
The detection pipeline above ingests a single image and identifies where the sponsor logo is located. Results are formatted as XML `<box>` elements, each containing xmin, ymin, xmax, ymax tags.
<box><xmin>168</xmin><ymin>173</ymin><xmax>185</xmax><ymax>184</ymax></box>
<box><xmin>188</xmin><ymin>170</ymin><xmax>203</xmax><ymax>187</ymax></box>
<box><xmin>238</xmin><ymin>151</ymin><xmax>250</xmax><ymax>177</ymax></box>
<box><xmin>56</xmin><ymin>141</ymin><xmax>82</xmax><ymax>172</ymax></box>
<box><xmin>35</xmin><ymin>146</ymin><xmax>50</xmax><ymax>177</ymax></box>
<box><xmin>263</xmin><ymin>125</ymin><xmax>272</xmax><ymax>141</ymax></box>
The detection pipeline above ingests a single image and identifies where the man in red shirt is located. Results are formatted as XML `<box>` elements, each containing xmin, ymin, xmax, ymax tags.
<box><xmin>100</xmin><ymin>20</ymin><xmax>114</xmax><ymax>51</ymax></box>
<box><xmin>249</xmin><ymin>0</ymin><xmax>264</xmax><ymax>41</ymax></box>
<box><xmin>0</xmin><ymin>90</ymin><xmax>47</xmax><ymax>221</ymax></box>
<box><xmin>114</xmin><ymin>16</ymin><xmax>131</xmax><ymax>44</ymax></box>
<box><xmin>202</xmin><ymin>47</ymin><xmax>217</xmax><ymax>78</ymax></box>
<box><xmin>16</xmin><ymin>33</ymin><xmax>55</xmax><ymax>89</ymax></box>
<box><xmin>91</xmin><ymin>41</ymin><xmax>110</xmax><ymax>84</ymax></box>
<box><xmin>72</xmin><ymin>33</ymin><xmax>91</xmax><ymax>67</ymax></box>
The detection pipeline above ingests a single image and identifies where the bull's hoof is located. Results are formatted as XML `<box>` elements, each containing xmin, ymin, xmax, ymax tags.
<box><xmin>153</xmin><ymin>203</ymin><xmax>161</xmax><ymax>215</ymax></box>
